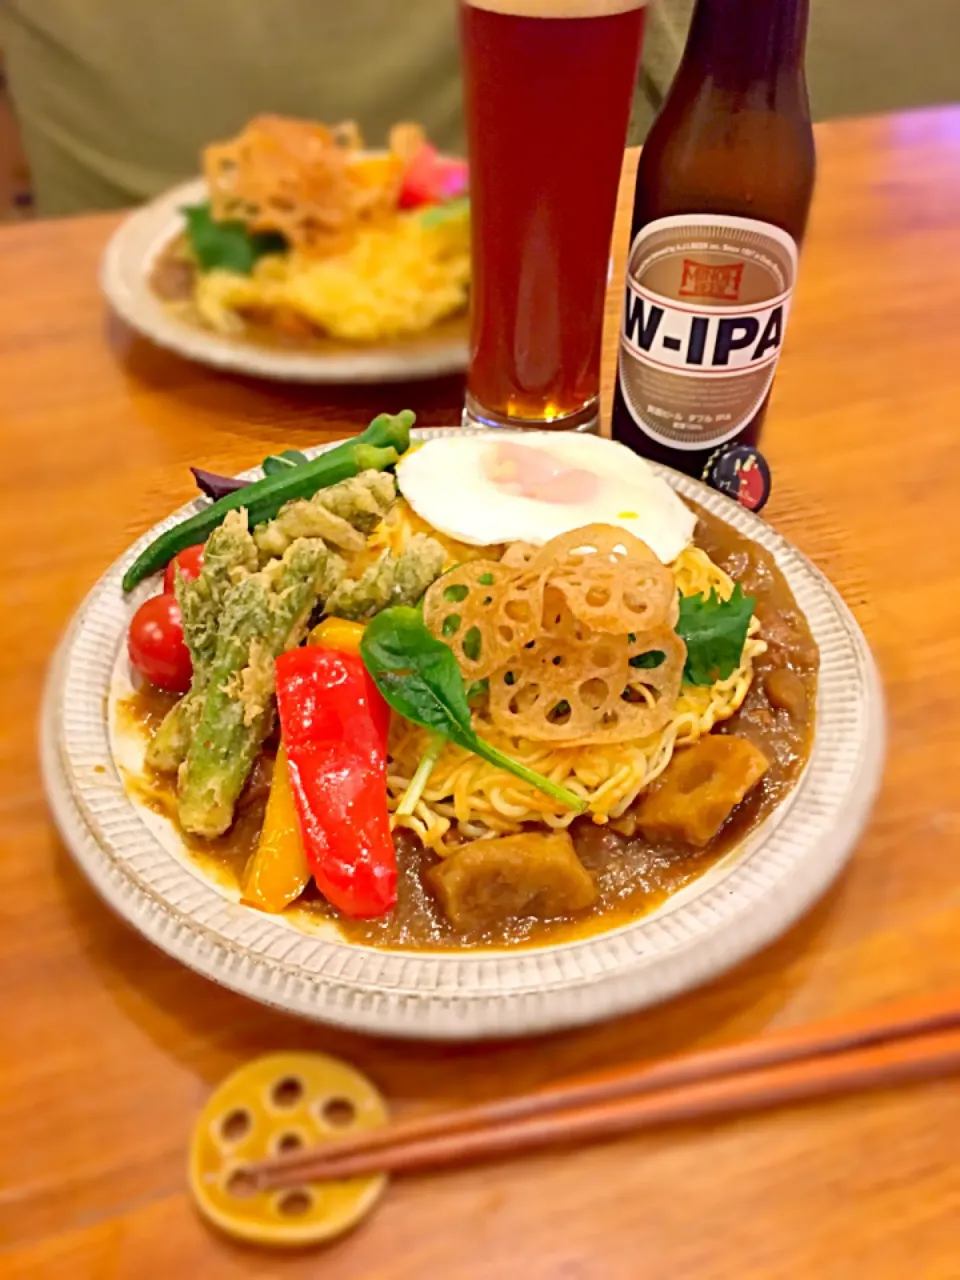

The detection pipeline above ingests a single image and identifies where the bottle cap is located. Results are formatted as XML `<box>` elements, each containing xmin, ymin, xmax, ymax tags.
<box><xmin>702</xmin><ymin>443</ymin><xmax>771</xmax><ymax>513</ymax></box>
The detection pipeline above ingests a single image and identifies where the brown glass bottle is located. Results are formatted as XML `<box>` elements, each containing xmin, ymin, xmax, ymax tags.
<box><xmin>611</xmin><ymin>0</ymin><xmax>815</xmax><ymax>477</ymax></box>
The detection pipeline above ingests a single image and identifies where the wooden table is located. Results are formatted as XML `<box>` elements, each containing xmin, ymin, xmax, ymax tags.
<box><xmin>3</xmin><ymin>108</ymin><xmax>960</xmax><ymax>1278</ymax></box>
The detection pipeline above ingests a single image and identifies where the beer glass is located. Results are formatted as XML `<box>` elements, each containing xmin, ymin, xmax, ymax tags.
<box><xmin>460</xmin><ymin>0</ymin><xmax>647</xmax><ymax>433</ymax></box>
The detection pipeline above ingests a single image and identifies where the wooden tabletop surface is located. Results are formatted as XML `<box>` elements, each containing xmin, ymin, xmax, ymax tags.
<box><xmin>3</xmin><ymin>108</ymin><xmax>960</xmax><ymax>1278</ymax></box>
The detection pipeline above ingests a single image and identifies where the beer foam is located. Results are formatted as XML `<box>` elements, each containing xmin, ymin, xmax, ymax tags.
<box><xmin>466</xmin><ymin>0</ymin><xmax>645</xmax><ymax>16</ymax></box>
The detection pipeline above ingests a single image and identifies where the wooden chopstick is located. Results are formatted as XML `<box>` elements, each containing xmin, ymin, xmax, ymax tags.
<box><xmin>252</xmin><ymin>988</ymin><xmax>960</xmax><ymax>1190</ymax></box>
<box><xmin>260</xmin><ymin>1022</ymin><xmax>960</xmax><ymax>1186</ymax></box>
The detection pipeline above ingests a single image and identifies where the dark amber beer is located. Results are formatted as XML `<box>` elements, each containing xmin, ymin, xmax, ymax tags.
<box><xmin>461</xmin><ymin>0</ymin><xmax>647</xmax><ymax>432</ymax></box>
<box><xmin>611</xmin><ymin>0</ymin><xmax>815</xmax><ymax>475</ymax></box>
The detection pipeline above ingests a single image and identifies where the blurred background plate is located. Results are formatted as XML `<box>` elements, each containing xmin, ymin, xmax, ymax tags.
<box><xmin>40</xmin><ymin>429</ymin><xmax>885</xmax><ymax>1040</ymax></box>
<box><xmin>100</xmin><ymin>178</ymin><xmax>469</xmax><ymax>384</ymax></box>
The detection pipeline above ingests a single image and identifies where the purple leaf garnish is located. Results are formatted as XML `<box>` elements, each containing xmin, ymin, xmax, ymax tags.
<box><xmin>190</xmin><ymin>467</ymin><xmax>252</xmax><ymax>501</ymax></box>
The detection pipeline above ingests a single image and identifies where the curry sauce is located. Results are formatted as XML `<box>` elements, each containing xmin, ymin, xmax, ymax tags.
<box><xmin>121</xmin><ymin>505</ymin><xmax>817</xmax><ymax>950</ymax></box>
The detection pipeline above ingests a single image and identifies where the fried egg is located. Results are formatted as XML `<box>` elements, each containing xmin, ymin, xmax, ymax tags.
<box><xmin>395</xmin><ymin>434</ymin><xmax>697</xmax><ymax>563</ymax></box>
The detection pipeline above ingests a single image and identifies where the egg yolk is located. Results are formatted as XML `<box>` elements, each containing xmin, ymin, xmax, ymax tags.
<box><xmin>482</xmin><ymin>442</ymin><xmax>600</xmax><ymax>505</ymax></box>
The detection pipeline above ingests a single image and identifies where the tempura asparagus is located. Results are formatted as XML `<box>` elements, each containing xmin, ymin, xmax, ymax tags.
<box><xmin>146</xmin><ymin>510</ymin><xmax>259</xmax><ymax>773</ymax></box>
<box><xmin>177</xmin><ymin>537</ymin><xmax>339</xmax><ymax>838</ymax></box>
<box><xmin>325</xmin><ymin>533</ymin><xmax>445</xmax><ymax>621</ymax></box>
<box><xmin>254</xmin><ymin>470</ymin><xmax>397</xmax><ymax>560</ymax></box>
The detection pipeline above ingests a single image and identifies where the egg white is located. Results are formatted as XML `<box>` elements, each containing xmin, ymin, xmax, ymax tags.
<box><xmin>395</xmin><ymin>433</ymin><xmax>696</xmax><ymax>563</ymax></box>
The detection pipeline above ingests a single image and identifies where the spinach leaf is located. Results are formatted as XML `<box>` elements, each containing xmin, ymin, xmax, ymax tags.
<box><xmin>465</xmin><ymin>678</ymin><xmax>489</xmax><ymax>704</ymax></box>
<box><xmin>182</xmin><ymin>201</ymin><xmax>287</xmax><ymax>275</ymax></box>
<box><xmin>361</xmin><ymin>608</ymin><xmax>585</xmax><ymax>813</ymax></box>
<box><xmin>676</xmin><ymin>584</ymin><xmax>755</xmax><ymax>686</ymax></box>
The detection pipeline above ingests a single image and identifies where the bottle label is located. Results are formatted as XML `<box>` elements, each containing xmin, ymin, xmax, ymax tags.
<box><xmin>617</xmin><ymin>214</ymin><xmax>798</xmax><ymax>451</ymax></box>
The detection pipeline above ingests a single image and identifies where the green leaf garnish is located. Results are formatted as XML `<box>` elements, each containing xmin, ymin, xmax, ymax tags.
<box><xmin>262</xmin><ymin>449</ymin><xmax>309</xmax><ymax>476</ymax></box>
<box><xmin>360</xmin><ymin>607</ymin><xmax>585</xmax><ymax>813</ymax></box>
<box><xmin>465</xmin><ymin>678</ymin><xmax>489</xmax><ymax>703</ymax></box>
<box><xmin>182</xmin><ymin>201</ymin><xmax>287</xmax><ymax>275</ymax></box>
<box><xmin>676</xmin><ymin>584</ymin><xmax>755</xmax><ymax>686</ymax></box>
<box><xmin>419</xmin><ymin>196</ymin><xmax>470</xmax><ymax>228</ymax></box>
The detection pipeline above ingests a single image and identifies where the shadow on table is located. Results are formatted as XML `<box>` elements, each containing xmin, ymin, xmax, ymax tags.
<box><xmin>51</xmin><ymin>828</ymin><xmax>850</xmax><ymax>1119</ymax></box>
<box><xmin>106</xmin><ymin>316</ymin><xmax>468</xmax><ymax>440</ymax></box>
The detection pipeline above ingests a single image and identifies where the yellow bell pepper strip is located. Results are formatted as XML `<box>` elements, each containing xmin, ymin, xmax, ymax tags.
<box><xmin>309</xmin><ymin>617</ymin><xmax>366</xmax><ymax>653</ymax></box>
<box><xmin>241</xmin><ymin>744</ymin><xmax>310</xmax><ymax>913</ymax></box>
<box><xmin>275</xmin><ymin>647</ymin><xmax>396</xmax><ymax>919</ymax></box>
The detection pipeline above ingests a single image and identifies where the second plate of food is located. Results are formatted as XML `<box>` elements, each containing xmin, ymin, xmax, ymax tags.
<box><xmin>43</xmin><ymin>424</ymin><xmax>884</xmax><ymax>1038</ymax></box>
<box><xmin>100</xmin><ymin>117</ymin><xmax>470</xmax><ymax>383</ymax></box>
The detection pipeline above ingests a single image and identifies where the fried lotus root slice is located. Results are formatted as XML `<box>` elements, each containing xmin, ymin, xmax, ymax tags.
<box><xmin>575</xmin><ymin>626</ymin><xmax>687</xmax><ymax>743</ymax></box>
<box><xmin>624</xmin><ymin>627</ymin><xmax>687</xmax><ymax>716</ymax></box>
<box><xmin>532</xmin><ymin>524</ymin><xmax>677</xmax><ymax>633</ymax></box>
<box><xmin>428</xmin><ymin>832</ymin><xmax>596</xmax><ymax>930</ymax></box>
<box><xmin>490</xmin><ymin>619</ymin><xmax>685</xmax><ymax>745</ymax></box>
<box><xmin>422</xmin><ymin>561</ymin><xmax>545</xmax><ymax>680</ymax></box>
<box><xmin>499</xmin><ymin>541</ymin><xmax>538</xmax><ymax>569</ymax></box>
<box><xmin>634</xmin><ymin>734</ymin><xmax>769</xmax><ymax>847</ymax></box>
<box><xmin>489</xmin><ymin>612</ymin><xmax>632</xmax><ymax>743</ymax></box>
<box><xmin>530</xmin><ymin>523</ymin><xmax>660</xmax><ymax>572</ymax></box>
<box><xmin>203</xmin><ymin>116</ymin><xmax>364</xmax><ymax>252</ymax></box>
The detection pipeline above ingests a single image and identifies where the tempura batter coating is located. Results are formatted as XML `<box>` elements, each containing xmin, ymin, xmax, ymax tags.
<box><xmin>178</xmin><ymin>538</ymin><xmax>336</xmax><ymax>838</ymax></box>
<box><xmin>255</xmin><ymin>471</ymin><xmax>396</xmax><ymax>559</ymax></box>
<box><xmin>146</xmin><ymin>510</ymin><xmax>258</xmax><ymax>773</ymax></box>
<box><xmin>326</xmin><ymin>533</ymin><xmax>445</xmax><ymax>621</ymax></box>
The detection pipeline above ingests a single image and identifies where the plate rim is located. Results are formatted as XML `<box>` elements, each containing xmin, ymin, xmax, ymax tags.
<box><xmin>41</xmin><ymin>429</ymin><xmax>886</xmax><ymax>1039</ymax></box>
<box><xmin>99</xmin><ymin>177</ymin><xmax>470</xmax><ymax>384</ymax></box>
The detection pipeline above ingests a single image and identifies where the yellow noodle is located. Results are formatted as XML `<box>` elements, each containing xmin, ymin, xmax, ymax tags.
<box><xmin>384</xmin><ymin>534</ymin><xmax>766</xmax><ymax>852</ymax></box>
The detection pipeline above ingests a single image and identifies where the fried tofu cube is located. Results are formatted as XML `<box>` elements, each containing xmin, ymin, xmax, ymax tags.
<box><xmin>635</xmin><ymin>735</ymin><xmax>769</xmax><ymax>848</ymax></box>
<box><xmin>428</xmin><ymin>831</ymin><xmax>596</xmax><ymax>931</ymax></box>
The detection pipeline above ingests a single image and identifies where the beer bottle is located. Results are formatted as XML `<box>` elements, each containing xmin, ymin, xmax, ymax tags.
<box><xmin>611</xmin><ymin>0</ymin><xmax>815</xmax><ymax>480</ymax></box>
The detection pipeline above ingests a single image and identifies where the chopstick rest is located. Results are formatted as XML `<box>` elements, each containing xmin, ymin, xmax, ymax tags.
<box><xmin>191</xmin><ymin>992</ymin><xmax>960</xmax><ymax>1248</ymax></box>
<box><xmin>188</xmin><ymin>1052</ymin><xmax>389</xmax><ymax>1246</ymax></box>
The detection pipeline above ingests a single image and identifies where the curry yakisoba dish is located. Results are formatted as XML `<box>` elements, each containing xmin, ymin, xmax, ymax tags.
<box><xmin>118</xmin><ymin>421</ymin><xmax>818</xmax><ymax>949</ymax></box>
<box><xmin>150</xmin><ymin>116</ymin><xmax>470</xmax><ymax>346</ymax></box>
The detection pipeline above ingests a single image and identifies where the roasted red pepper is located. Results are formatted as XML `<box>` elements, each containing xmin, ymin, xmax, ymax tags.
<box><xmin>274</xmin><ymin>647</ymin><xmax>396</xmax><ymax>918</ymax></box>
<box><xmin>398</xmin><ymin>143</ymin><xmax>469</xmax><ymax>209</ymax></box>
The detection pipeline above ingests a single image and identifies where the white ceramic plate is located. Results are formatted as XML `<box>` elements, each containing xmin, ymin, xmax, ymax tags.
<box><xmin>100</xmin><ymin>178</ymin><xmax>469</xmax><ymax>383</ymax></box>
<box><xmin>41</xmin><ymin>428</ymin><xmax>885</xmax><ymax>1040</ymax></box>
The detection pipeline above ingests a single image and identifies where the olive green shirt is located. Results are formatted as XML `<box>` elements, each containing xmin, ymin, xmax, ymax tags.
<box><xmin>1</xmin><ymin>1</ymin><xmax>466</xmax><ymax>216</ymax></box>
<box><xmin>3</xmin><ymin>0</ymin><xmax>960</xmax><ymax>217</ymax></box>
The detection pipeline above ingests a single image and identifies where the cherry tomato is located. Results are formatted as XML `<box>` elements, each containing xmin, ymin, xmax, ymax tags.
<box><xmin>398</xmin><ymin>144</ymin><xmax>468</xmax><ymax>210</ymax></box>
<box><xmin>163</xmin><ymin>543</ymin><xmax>205</xmax><ymax>594</ymax></box>
<box><xmin>128</xmin><ymin>593</ymin><xmax>192</xmax><ymax>692</ymax></box>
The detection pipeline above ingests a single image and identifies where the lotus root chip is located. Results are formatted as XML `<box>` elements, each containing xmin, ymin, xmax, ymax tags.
<box><xmin>489</xmin><ymin>600</ymin><xmax>632</xmax><ymax>742</ymax></box>
<box><xmin>530</xmin><ymin>524</ymin><xmax>660</xmax><ymax>573</ymax></box>
<box><xmin>617</xmin><ymin>627</ymin><xmax>687</xmax><ymax>734</ymax></box>
<box><xmin>499</xmin><ymin>541</ymin><xmax>538</xmax><ymax>569</ymax></box>
<box><xmin>203</xmin><ymin>116</ymin><xmax>405</xmax><ymax>254</ymax></box>
<box><xmin>490</xmin><ymin>619</ymin><xmax>686</xmax><ymax>745</ymax></box>
<box><xmin>423</xmin><ymin>561</ymin><xmax>545</xmax><ymax>680</ymax></box>
<box><xmin>526</xmin><ymin>524</ymin><xmax>674</xmax><ymax>634</ymax></box>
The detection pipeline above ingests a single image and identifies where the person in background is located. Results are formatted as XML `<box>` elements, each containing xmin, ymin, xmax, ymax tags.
<box><xmin>2</xmin><ymin>0</ymin><xmax>960</xmax><ymax>218</ymax></box>
<box><xmin>0</xmin><ymin>2</ymin><xmax>467</xmax><ymax>217</ymax></box>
